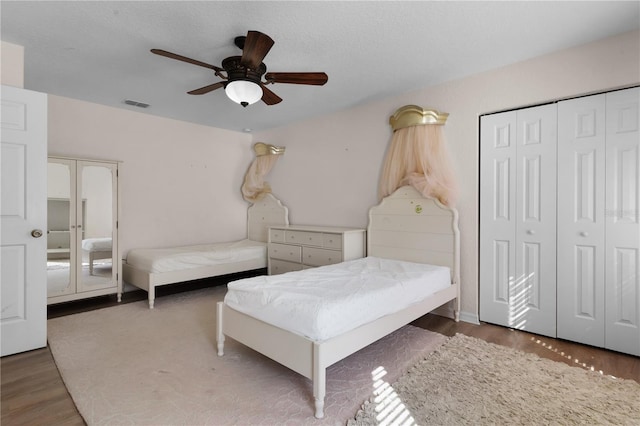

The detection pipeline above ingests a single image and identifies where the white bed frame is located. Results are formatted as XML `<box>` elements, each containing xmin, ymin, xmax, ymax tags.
<box><xmin>123</xmin><ymin>194</ymin><xmax>289</xmax><ymax>308</ymax></box>
<box><xmin>216</xmin><ymin>186</ymin><xmax>460</xmax><ymax>418</ymax></box>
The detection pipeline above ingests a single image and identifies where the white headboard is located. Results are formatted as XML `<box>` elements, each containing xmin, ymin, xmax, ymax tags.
<box><xmin>367</xmin><ymin>185</ymin><xmax>460</xmax><ymax>286</ymax></box>
<box><xmin>247</xmin><ymin>193</ymin><xmax>290</xmax><ymax>242</ymax></box>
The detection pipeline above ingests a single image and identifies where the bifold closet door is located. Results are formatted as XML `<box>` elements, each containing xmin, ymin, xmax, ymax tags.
<box><xmin>480</xmin><ymin>104</ymin><xmax>557</xmax><ymax>338</ymax></box>
<box><xmin>557</xmin><ymin>87</ymin><xmax>639</xmax><ymax>356</ymax></box>
<box><xmin>605</xmin><ymin>88</ymin><xmax>639</xmax><ymax>356</ymax></box>
<box><xmin>557</xmin><ymin>94</ymin><xmax>607</xmax><ymax>347</ymax></box>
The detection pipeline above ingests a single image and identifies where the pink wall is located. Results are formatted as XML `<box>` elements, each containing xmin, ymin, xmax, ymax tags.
<box><xmin>255</xmin><ymin>30</ymin><xmax>640</xmax><ymax>322</ymax></box>
<box><xmin>47</xmin><ymin>95</ymin><xmax>254</xmax><ymax>254</ymax></box>
<box><xmin>1</xmin><ymin>41</ymin><xmax>24</xmax><ymax>88</ymax></box>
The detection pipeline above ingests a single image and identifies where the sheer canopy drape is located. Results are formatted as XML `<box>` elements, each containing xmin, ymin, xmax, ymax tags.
<box><xmin>379</xmin><ymin>106</ymin><xmax>458</xmax><ymax>207</ymax></box>
<box><xmin>241</xmin><ymin>143</ymin><xmax>284</xmax><ymax>202</ymax></box>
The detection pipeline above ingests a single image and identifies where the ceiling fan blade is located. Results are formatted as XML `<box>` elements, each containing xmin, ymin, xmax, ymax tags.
<box><xmin>187</xmin><ymin>82</ymin><xmax>225</xmax><ymax>95</ymax></box>
<box><xmin>265</xmin><ymin>72</ymin><xmax>328</xmax><ymax>86</ymax></box>
<box><xmin>261</xmin><ymin>84</ymin><xmax>282</xmax><ymax>105</ymax></box>
<box><xmin>151</xmin><ymin>49</ymin><xmax>223</xmax><ymax>72</ymax></box>
<box><xmin>240</xmin><ymin>31</ymin><xmax>274</xmax><ymax>70</ymax></box>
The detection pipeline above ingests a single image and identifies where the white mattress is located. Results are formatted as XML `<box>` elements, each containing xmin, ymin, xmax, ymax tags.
<box><xmin>224</xmin><ymin>256</ymin><xmax>451</xmax><ymax>342</ymax></box>
<box><xmin>126</xmin><ymin>239</ymin><xmax>266</xmax><ymax>273</ymax></box>
<box><xmin>82</xmin><ymin>237</ymin><xmax>112</xmax><ymax>252</ymax></box>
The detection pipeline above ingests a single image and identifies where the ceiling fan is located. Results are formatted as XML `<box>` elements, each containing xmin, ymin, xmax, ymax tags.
<box><xmin>151</xmin><ymin>30</ymin><xmax>328</xmax><ymax>107</ymax></box>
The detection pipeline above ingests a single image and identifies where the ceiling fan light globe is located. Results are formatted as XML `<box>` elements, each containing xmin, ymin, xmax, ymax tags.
<box><xmin>225</xmin><ymin>80</ymin><xmax>263</xmax><ymax>106</ymax></box>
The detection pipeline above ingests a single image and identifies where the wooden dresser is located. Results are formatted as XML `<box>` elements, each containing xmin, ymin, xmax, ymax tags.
<box><xmin>268</xmin><ymin>225</ymin><xmax>366</xmax><ymax>275</ymax></box>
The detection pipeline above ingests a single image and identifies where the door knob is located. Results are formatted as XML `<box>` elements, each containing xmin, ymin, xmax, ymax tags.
<box><xmin>31</xmin><ymin>229</ymin><xmax>43</xmax><ymax>238</ymax></box>
<box><xmin>580</xmin><ymin>231</ymin><xmax>589</xmax><ymax>237</ymax></box>
<box><xmin>526</xmin><ymin>230</ymin><xmax>535</xmax><ymax>235</ymax></box>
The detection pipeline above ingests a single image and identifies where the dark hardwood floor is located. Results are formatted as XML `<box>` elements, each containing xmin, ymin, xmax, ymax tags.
<box><xmin>3</xmin><ymin>281</ymin><xmax>638</xmax><ymax>425</ymax></box>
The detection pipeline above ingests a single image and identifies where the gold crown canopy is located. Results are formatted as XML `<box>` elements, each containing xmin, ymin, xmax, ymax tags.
<box><xmin>253</xmin><ymin>142</ymin><xmax>285</xmax><ymax>157</ymax></box>
<box><xmin>389</xmin><ymin>105</ymin><xmax>449</xmax><ymax>131</ymax></box>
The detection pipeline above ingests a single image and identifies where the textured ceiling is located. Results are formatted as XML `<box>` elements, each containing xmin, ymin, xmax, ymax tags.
<box><xmin>2</xmin><ymin>1</ymin><xmax>638</xmax><ymax>132</ymax></box>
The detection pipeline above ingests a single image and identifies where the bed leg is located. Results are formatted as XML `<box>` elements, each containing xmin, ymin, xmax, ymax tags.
<box><xmin>216</xmin><ymin>302</ymin><xmax>225</xmax><ymax>356</ymax></box>
<box><xmin>148</xmin><ymin>286</ymin><xmax>155</xmax><ymax>309</ymax></box>
<box><xmin>117</xmin><ymin>292</ymin><xmax>122</xmax><ymax>303</ymax></box>
<box><xmin>313</xmin><ymin>343</ymin><xmax>325</xmax><ymax>418</ymax></box>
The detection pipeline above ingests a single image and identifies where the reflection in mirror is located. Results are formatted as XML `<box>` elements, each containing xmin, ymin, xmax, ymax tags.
<box><xmin>79</xmin><ymin>165</ymin><xmax>114</xmax><ymax>291</ymax></box>
<box><xmin>47</xmin><ymin>161</ymin><xmax>73</xmax><ymax>297</ymax></box>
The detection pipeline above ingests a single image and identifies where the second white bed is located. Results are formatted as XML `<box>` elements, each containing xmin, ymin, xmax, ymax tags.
<box><xmin>126</xmin><ymin>239</ymin><xmax>266</xmax><ymax>274</ymax></box>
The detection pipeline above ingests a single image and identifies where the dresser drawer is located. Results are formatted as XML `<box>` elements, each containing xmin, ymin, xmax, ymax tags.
<box><xmin>270</xmin><ymin>259</ymin><xmax>302</xmax><ymax>275</ymax></box>
<box><xmin>269</xmin><ymin>243</ymin><xmax>302</xmax><ymax>263</ymax></box>
<box><xmin>303</xmin><ymin>246</ymin><xmax>341</xmax><ymax>267</ymax></box>
<box><xmin>285</xmin><ymin>230</ymin><xmax>323</xmax><ymax>246</ymax></box>
<box><xmin>322</xmin><ymin>233</ymin><xmax>342</xmax><ymax>249</ymax></box>
<box><xmin>269</xmin><ymin>228</ymin><xmax>285</xmax><ymax>243</ymax></box>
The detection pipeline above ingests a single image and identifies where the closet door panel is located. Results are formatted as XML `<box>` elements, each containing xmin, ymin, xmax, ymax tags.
<box><xmin>557</xmin><ymin>95</ymin><xmax>606</xmax><ymax>347</ymax></box>
<box><xmin>480</xmin><ymin>111</ymin><xmax>517</xmax><ymax>327</ymax></box>
<box><xmin>605</xmin><ymin>87</ymin><xmax>640</xmax><ymax>356</ymax></box>
<box><xmin>76</xmin><ymin>161</ymin><xmax>118</xmax><ymax>293</ymax></box>
<box><xmin>514</xmin><ymin>104</ymin><xmax>557</xmax><ymax>337</ymax></box>
<box><xmin>47</xmin><ymin>159</ymin><xmax>78</xmax><ymax>298</ymax></box>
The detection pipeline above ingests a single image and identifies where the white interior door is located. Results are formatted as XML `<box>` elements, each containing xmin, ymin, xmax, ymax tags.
<box><xmin>1</xmin><ymin>85</ymin><xmax>48</xmax><ymax>356</ymax></box>
<box><xmin>557</xmin><ymin>94</ymin><xmax>606</xmax><ymax>346</ymax></box>
<box><xmin>605</xmin><ymin>87</ymin><xmax>640</xmax><ymax>356</ymax></box>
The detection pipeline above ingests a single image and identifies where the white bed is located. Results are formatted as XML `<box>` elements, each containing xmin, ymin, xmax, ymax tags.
<box><xmin>123</xmin><ymin>194</ymin><xmax>289</xmax><ymax>308</ymax></box>
<box><xmin>82</xmin><ymin>237</ymin><xmax>112</xmax><ymax>275</ymax></box>
<box><xmin>216</xmin><ymin>185</ymin><xmax>460</xmax><ymax>418</ymax></box>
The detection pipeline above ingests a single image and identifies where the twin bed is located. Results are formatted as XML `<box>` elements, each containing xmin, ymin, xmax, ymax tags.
<box><xmin>123</xmin><ymin>194</ymin><xmax>289</xmax><ymax>308</ymax></box>
<box><xmin>217</xmin><ymin>185</ymin><xmax>460</xmax><ymax>418</ymax></box>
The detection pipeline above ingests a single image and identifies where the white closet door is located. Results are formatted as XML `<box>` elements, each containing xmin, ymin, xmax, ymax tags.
<box><xmin>480</xmin><ymin>105</ymin><xmax>557</xmax><ymax>337</ymax></box>
<box><xmin>480</xmin><ymin>111</ymin><xmax>517</xmax><ymax>328</ymax></box>
<box><xmin>514</xmin><ymin>104</ymin><xmax>557</xmax><ymax>337</ymax></box>
<box><xmin>605</xmin><ymin>87</ymin><xmax>640</xmax><ymax>356</ymax></box>
<box><xmin>557</xmin><ymin>94</ymin><xmax>606</xmax><ymax>346</ymax></box>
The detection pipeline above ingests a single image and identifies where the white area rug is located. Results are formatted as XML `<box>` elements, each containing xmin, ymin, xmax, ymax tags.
<box><xmin>349</xmin><ymin>333</ymin><xmax>640</xmax><ymax>425</ymax></box>
<box><xmin>47</xmin><ymin>285</ymin><xmax>447</xmax><ymax>425</ymax></box>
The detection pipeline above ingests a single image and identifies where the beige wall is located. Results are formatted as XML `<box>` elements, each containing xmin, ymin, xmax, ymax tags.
<box><xmin>47</xmin><ymin>95</ymin><xmax>254</xmax><ymax>254</ymax></box>
<box><xmin>255</xmin><ymin>30</ymin><xmax>640</xmax><ymax>322</ymax></box>
<box><xmin>1</xmin><ymin>41</ymin><xmax>24</xmax><ymax>88</ymax></box>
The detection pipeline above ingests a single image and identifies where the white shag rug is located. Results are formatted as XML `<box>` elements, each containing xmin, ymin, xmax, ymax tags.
<box><xmin>47</xmin><ymin>285</ymin><xmax>447</xmax><ymax>425</ymax></box>
<box><xmin>349</xmin><ymin>333</ymin><xmax>640</xmax><ymax>425</ymax></box>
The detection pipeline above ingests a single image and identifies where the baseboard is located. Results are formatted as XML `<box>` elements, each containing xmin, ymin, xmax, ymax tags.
<box><xmin>431</xmin><ymin>303</ymin><xmax>480</xmax><ymax>325</ymax></box>
<box><xmin>459</xmin><ymin>311</ymin><xmax>480</xmax><ymax>325</ymax></box>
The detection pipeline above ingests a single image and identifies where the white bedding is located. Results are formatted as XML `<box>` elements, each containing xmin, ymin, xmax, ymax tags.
<box><xmin>224</xmin><ymin>256</ymin><xmax>451</xmax><ymax>342</ymax></box>
<box><xmin>126</xmin><ymin>239</ymin><xmax>267</xmax><ymax>273</ymax></box>
<box><xmin>82</xmin><ymin>237</ymin><xmax>112</xmax><ymax>252</ymax></box>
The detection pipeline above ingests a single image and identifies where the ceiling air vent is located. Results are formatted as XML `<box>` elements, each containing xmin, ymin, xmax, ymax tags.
<box><xmin>124</xmin><ymin>99</ymin><xmax>150</xmax><ymax>108</ymax></box>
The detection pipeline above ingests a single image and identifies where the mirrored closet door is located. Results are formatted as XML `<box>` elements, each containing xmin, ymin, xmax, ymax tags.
<box><xmin>47</xmin><ymin>157</ymin><xmax>120</xmax><ymax>304</ymax></box>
